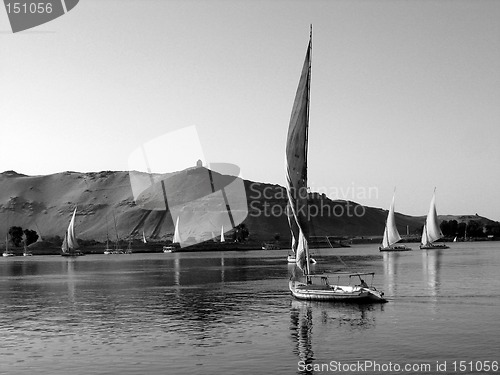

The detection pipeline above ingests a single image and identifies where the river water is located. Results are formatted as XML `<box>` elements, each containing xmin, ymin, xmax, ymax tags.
<box><xmin>1</xmin><ymin>242</ymin><xmax>499</xmax><ymax>374</ymax></box>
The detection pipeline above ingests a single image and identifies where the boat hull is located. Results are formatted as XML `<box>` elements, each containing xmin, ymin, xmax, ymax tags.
<box><xmin>163</xmin><ymin>246</ymin><xmax>179</xmax><ymax>253</ymax></box>
<box><xmin>379</xmin><ymin>245</ymin><xmax>412</xmax><ymax>252</ymax></box>
<box><xmin>61</xmin><ymin>251</ymin><xmax>85</xmax><ymax>257</ymax></box>
<box><xmin>289</xmin><ymin>280</ymin><xmax>387</xmax><ymax>303</ymax></box>
<box><xmin>420</xmin><ymin>243</ymin><xmax>449</xmax><ymax>250</ymax></box>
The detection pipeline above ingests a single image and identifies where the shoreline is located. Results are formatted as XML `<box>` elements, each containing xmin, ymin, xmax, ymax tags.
<box><xmin>4</xmin><ymin>237</ymin><xmax>497</xmax><ymax>257</ymax></box>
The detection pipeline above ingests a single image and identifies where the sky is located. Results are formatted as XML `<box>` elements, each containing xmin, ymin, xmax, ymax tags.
<box><xmin>1</xmin><ymin>0</ymin><xmax>499</xmax><ymax>221</ymax></box>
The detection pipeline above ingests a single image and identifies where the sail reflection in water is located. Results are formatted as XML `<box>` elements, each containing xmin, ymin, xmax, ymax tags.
<box><xmin>290</xmin><ymin>301</ymin><xmax>314</xmax><ymax>372</ymax></box>
<box><xmin>422</xmin><ymin>249</ymin><xmax>442</xmax><ymax>298</ymax></box>
<box><xmin>383</xmin><ymin>252</ymin><xmax>400</xmax><ymax>297</ymax></box>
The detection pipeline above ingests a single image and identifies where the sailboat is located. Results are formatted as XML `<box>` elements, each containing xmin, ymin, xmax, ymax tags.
<box><xmin>61</xmin><ymin>207</ymin><xmax>84</xmax><ymax>257</ymax></box>
<box><xmin>125</xmin><ymin>238</ymin><xmax>133</xmax><ymax>254</ymax></box>
<box><xmin>163</xmin><ymin>216</ymin><xmax>181</xmax><ymax>253</ymax></box>
<box><xmin>103</xmin><ymin>233</ymin><xmax>113</xmax><ymax>254</ymax></box>
<box><xmin>103</xmin><ymin>218</ymin><xmax>113</xmax><ymax>254</ymax></box>
<box><xmin>220</xmin><ymin>225</ymin><xmax>225</xmax><ymax>243</ymax></box>
<box><xmin>287</xmin><ymin>28</ymin><xmax>386</xmax><ymax>303</ymax></box>
<box><xmin>112</xmin><ymin>212</ymin><xmax>124</xmax><ymax>254</ymax></box>
<box><xmin>3</xmin><ymin>234</ymin><xmax>15</xmax><ymax>257</ymax></box>
<box><xmin>420</xmin><ymin>189</ymin><xmax>449</xmax><ymax>249</ymax></box>
<box><xmin>379</xmin><ymin>191</ymin><xmax>411</xmax><ymax>251</ymax></box>
<box><xmin>23</xmin><ymin>235</ymin><xmax>33</xmax><ymax>256</ymax></box>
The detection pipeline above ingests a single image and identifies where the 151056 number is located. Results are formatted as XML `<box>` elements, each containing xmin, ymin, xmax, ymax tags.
<box><xmin>452</xmin><ymin>361</ymin><xmax>498</xmax><ymax>372</ymax></box>
<box><xmin>5</xmin><ymin>2</ymin><xmax>53</xmax><ymax>14</ymax></box>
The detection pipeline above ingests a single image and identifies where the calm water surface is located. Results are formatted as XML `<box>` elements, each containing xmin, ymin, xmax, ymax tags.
<box><xmin>1</xmin><ymin>242</ymin><xmax>499</xmax><ymax>374</ymax></box>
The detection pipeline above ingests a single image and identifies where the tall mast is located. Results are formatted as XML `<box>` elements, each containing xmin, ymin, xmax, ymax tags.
<box><xmin>304</xmin><ymin>24</ymin><xmax>312</xmax><ymax>277</ymax></box>
<box><xmin>304</xmin><ymin>24</ymin><xmax>312</xmax><ymax>183</ymax></box>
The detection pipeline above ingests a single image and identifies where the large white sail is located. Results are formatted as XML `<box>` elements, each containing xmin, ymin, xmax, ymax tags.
<box><xmin>285</xmin><ymin>34</ymin><xmax>312</xmax><ymax>273</ymax></box>
<box><xmin>173</xmin><ymin>217</ymin><xmax>181</xmax><ymax>244</ymax></box>
<box><xmin>424</xmin><ymin>191</ymin><xmax>443</xmax><ymax>244</ymax></box>
<box><xmin>66</xmin><ymin>207</ymin><xmax>79</xmax><ymax>251</ymax></box>
<box><xmin>382</xmin><ymin>193</ymin><xmax>402</xmax><ymax>248</ymax></box>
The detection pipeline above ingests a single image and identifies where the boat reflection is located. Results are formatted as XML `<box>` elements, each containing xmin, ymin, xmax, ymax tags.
<box><xmin>174</xmin><ymin>256</ymin><xmax>180</xmax><ymax>286</ymax></box>
<box><xmin>63</xmin><ymin>258</ymin><xmax>76</xmax><ymax>304</ymax></box>
<box><xmin>383</xmin><ymin>252</ymin><xmax>400</xmax><ymax>297</ymax></box>
<box><xmin>289</xmin><ymin>299</ymin><xmax>378</xmax><ymax>374</ymax></box>
<box><xmin>290</xmin><ymin>301</ymin><xmax>314</xmax><ymax>374</ymax></box>
<box><xmin>422</xmin><ymin>249</ymin><xmax>442</xmax><ymax>298</ymax></box>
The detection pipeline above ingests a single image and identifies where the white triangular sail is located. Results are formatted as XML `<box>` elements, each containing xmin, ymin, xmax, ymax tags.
<box><xmin>142</xmin><ymin>230</ymin><xmax>147</xmax><ymax>244</ymax></box>
<box><xmin>173</xmin><ymin>217</ymin><xmax>181</xmax><ymax>244</ymax></box>
<box><xmin>421</xmin><ymin>223</ymin><xmax>428</xmax><ymax>246</ymax></box>
<box><xmin>220</xmin><ymin>225</ymin><xmax>225</xmax><ymax>243</ymax></box>
<box><xmin>286</xmin><ymin>34</ymin><xmax>312</xmax><ymax>274</ymax></box>
<box><xmin>62</xmin><ymin>207</ymin><xmax>79</xmax><ymax>253</ymax></box>
<box><xmin>422</xmin><ymin>190</ymin><xmax>443</xmax><ymax>245</ymax></box>
<box><xmin>382</xmin><ymin>192</ymin><xmax>402</xmax><ymax>248</ymax></box>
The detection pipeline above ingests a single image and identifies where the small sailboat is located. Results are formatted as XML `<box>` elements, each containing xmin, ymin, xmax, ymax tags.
<box><xmin>379</xmin><ymin>191</ymin><xmax>411</xmax><ymax>251</ymax></box>
<box><xmin>103</xmin><ymin>233</ymin><xmax>113</xmax><ymax>254</ymax></box>
<box><xmin>3</xmin><ymin>234</ymin><xmax>15</xmax><ymax>257</ymax></box>
<box><xmin>287</xmin><ymin>28</ymin><xmax>386</xmax><ymax>303</ymax></box>
<box><xmin>112</xmin><ymin>212</ymin><xmax>124</xmax><ymax>254</ymax></box>
<box><xmin>220</xmin><ymin>225</ymin><xmax>225</xmax><ymax>243</ymax></box>
<box><xmin>23</xmin><ymin>235</ymin><xmax>33</xmax><ymax>256</ymax></box>
<box><xmin>142</xmin><ymin>230</ymin><xmax>147</xmax><ymax>244</ymax></box>
<box><xmin>61</xmin><ymin>207</ymin><xmax>84</xmax><ymax>256</ymax></box>
<box><xmin>125</xmin><ymin>238</ymin><xmax>133</xmax><ymax>254</ymax></box>
<box><xmin>420</xmin><ymin>189</ymin><xmax>449</xmax><ymax>249</ymax></box>
<box><xmin>163</xmin><ymin>216</ymin><xmax>181</xmax><ymax>253</ymax></box>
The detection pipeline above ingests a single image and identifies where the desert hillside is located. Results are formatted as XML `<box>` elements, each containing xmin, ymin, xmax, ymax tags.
<box><xmin>0</xmin><ymin>168</ymin><xmax>496</xmax><ymax>246</ymax></box>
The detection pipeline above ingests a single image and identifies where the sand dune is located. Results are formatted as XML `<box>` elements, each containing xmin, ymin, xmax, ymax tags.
<box><xmin>0</xmin><ymin>168</ymin><xmax>494</xmax><ymax>245</ymax></box>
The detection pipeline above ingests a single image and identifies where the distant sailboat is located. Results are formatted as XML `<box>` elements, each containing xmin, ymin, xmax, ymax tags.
<box><xmin>420</xmin><ymin>189</ymin><xmax>449</xmax><ymax>249</ymax></box>
<box><xmin>112</xmin><ymin>212</ymin><xmax>124</xmax><ymax>254</ymax></box>
<box><xmin>103</xmin><ymin>232</ymin><xmax>113</xmax><ymax>254</ymax></box>
<box><xmin>125</xmin><ymin>238</ymin><xmax>132</xmax><ymax>254</ymax></box>
<box><xmin>3</xmin><ymin>234</ymin><xmax>15</xmax><ymax>257</ymax></box>
<box><xmin>287</xmin><ymin>28</ymin><xmax>386</xmax><ymax>302</ymax></box>
<box><xmin>23</xmin><ymin>235</ymin><xmax>33</xmax><ymax>256</ymax></box>
<box><xmin>104</xmin><ymin>218</ymin><xmax>113</xmax><ymax>254</ymax></box>
<box><xmin>163</xmin><ymin>216</ymin><xmax>181</xmax><ymax>253</ymax></box>
<box><xmin>220</xmin><ymin>225</ymin><xmax>225</xmax><ymax>243</ymax></box>
<box><xmin>142</xmin><ymin>230</ymin><xmax>147</xmax><ymax>244</ymax></box>
<box><xmin>61</xmin><ymin>207</ymin><xmax>84</xmax><ymax>257</ymax></box>
<box><xmin>379</xmin><ymin>191</ymin><xmax>411</xmax><ymax>252</ymax></box>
